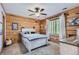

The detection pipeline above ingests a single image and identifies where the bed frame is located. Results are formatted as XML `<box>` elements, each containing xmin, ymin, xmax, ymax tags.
<box><xmin>21</xmin><ymin>28</ymin><xmax>48</xmax><ymax>52</ymax></box>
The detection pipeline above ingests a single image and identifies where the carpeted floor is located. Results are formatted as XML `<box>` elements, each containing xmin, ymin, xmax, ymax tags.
<box><xmin>1</xmin><ymin>41</ymin><xmax>60</xmax><ymax>55</ymax></box>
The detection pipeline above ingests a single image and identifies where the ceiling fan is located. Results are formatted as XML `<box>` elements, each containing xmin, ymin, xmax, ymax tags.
<box><xmin>28</xmin><ymin>7</ymin><xmax>47</xmax><ymax>17</ymax></box>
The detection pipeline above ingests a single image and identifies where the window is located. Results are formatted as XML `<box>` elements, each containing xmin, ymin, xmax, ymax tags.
<box><xmin>48</xmin><ymin>18</ymin><xmax>60</xmax><ymax>36</ymax></box>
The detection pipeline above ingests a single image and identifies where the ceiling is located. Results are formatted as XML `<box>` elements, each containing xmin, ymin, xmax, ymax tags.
<box><xmin>2</xmin><ymin>3</ymin><xmax>79</xmax><ymax>20</ymax></box>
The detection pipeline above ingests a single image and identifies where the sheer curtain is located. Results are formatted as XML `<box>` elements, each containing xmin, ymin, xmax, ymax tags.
<box><xmin>46</xmin><ymin>14</ymin><xmax>66</xmax><ymax>41</ymax></box>
<box><xmin>59</xmin><ymin>14</ymin><xmax>66</xmax><ymax>41</ymax></box>
<box><xmin>47</xmin><ymin>18</ymin><xmax>60</xmax><ymax>36</ymax></box>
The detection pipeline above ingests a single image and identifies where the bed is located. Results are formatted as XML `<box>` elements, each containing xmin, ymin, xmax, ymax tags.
<box><xmin>20</xmin><ymin>28</ymin><xmax>48</xmax><ymax>52</ymax></box>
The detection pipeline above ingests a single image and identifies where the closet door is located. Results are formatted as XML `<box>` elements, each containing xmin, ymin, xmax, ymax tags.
<box><xmin>0</xmin><ymin>23</ymin><xmax>2</xmax><ymax>52</ymax></box>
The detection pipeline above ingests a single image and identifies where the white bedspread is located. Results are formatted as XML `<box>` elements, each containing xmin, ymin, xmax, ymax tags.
<box><xmin>22</xmin><ymin>33</ymin><xmax>47</xmax><ymax>41</ymax></box>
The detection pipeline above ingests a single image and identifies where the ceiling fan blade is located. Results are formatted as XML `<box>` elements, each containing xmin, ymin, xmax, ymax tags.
<box><xmin>28</xmin><ymin>9</ymin><xmax>34</xmax><ymax>12</ymax></box>
<box><xmin>29</xmin><ymin>14</ymin><xmax>34</xmax><ymax>16</ymax></box>
<box><xmin>35</xmin><ymin>7</ymin><xmax>40</xmax><ymax>12</ymax></box>
<box><xmin>41</xmin><ymin>13</ymin><xmax>47</xmax><ymax>15</ymax></box>
<box><xmin>40</xmin><ymin>8</ymin><xmax>44</xmax><ymax>12</ymax></box>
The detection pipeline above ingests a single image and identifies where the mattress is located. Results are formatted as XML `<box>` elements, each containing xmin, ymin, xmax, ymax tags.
<box><xmin>22</xmin><ymin>33</ymin><xmax>47</xmax><ymax>41</ymax></box>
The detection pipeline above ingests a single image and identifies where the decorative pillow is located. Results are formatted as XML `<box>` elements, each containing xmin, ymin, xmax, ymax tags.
<box><xmin>24</xmin><ymin>32</ymin><xmax>29</xmax><ymax>34</ymax></box>
<box><xmin>31</xmin><ymin>32</ymin><xmax>36</xmax><ymax>34</ymax></box>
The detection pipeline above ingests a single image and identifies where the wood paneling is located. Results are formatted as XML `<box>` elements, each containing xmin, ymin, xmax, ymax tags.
<box><xmin>40</xmin><ymin>20</ymin><xmax>46</xmax><ymax>34</ymax></box>
<box><xmin>6</xmin><ymin>13</ymin><xmax>40</xmax><ymax>43</ymax></box>
<box><xmin>65</xmin><ymin>7</ymin><xmax>79</xmax><ymax>37</ymax></box>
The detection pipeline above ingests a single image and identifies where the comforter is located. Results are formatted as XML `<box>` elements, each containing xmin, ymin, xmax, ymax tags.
<box><xmin>21</xmin><ymin>33</ymin><xmax>47</xmax><ymax>41</ymax></box>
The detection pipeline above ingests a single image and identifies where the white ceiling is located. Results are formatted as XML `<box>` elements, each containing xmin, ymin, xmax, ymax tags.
<box><xmin>2</xmin><ymin>3</ymin><xmax>79</xmax><ymax>19</ymax></box>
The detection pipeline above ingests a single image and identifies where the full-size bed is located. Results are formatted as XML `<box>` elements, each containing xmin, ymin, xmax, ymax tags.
<box><xmin>20</xmin><ymin>28</ymin><xmax>48</xmax><ymax>52</ymax></box>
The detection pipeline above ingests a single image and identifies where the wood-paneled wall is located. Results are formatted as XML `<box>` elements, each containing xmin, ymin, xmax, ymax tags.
<box><xmin>65</xmin><ymin>7</ymin><xmax>79</xmax><ymax>37</ymax></box>
<box><xmin>6</xmin><ymin>13</ymin><xmax>40</xmax><ymax>43</ymax></box>
<box><xmin>40</xmin><ymin>20</ymin><xmax>46</xmax><ymax>34</ymax></box>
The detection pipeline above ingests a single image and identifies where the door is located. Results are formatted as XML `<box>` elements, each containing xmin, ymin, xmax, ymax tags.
<box><xmin>0</xmin><ymin>11</ymin><xmax>3</xmax><ymax>53</ymax></box>
<box><xmin>0</xmin><ymin>22</ymin><xmax>2</xmax><ymax>52</ymax></box>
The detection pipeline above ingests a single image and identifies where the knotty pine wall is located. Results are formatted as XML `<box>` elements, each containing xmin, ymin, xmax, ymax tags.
<box><xmin>6</xmin><ymin>13</ymin><xmax>40</xmax><ymax>43</ymax></box>
<box><xmin>40</xmin><ymin>20</ymin><xmax>46</xmax><ymax>34</ymax></box>
<box><xmin>65</xmin><ymin>7</ymin><xmax>79</xmax><ymax>37</ymax></box>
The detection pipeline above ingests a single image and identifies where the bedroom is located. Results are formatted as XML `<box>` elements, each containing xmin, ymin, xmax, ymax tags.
<box><xmin>0</xmin><ymin>3</ymin><xmax>79</xmax><ymax>55</ymax></box>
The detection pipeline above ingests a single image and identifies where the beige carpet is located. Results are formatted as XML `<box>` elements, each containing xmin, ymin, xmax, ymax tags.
<box><xmin>1</xmin><ymin>41</ymin><xmax>60</xmax><ymax>55</ymax></box>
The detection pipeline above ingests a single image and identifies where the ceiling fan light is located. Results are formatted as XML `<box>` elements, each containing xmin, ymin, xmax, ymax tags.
<box><xmin>35</xmin><ymin>13</ymin><xmax>40</xmax><ymax>17</ymax></box>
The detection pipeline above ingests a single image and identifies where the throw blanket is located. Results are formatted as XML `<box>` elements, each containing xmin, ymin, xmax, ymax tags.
<box><xmin>22</xmin><ymin>33</ymin><xmax>47</xmax><ymax>41</ymax></box>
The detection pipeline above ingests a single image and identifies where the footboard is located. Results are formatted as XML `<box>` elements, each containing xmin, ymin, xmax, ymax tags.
<box><xmin>22</xmin><ymin>37</ymin><xmax>48</xmax><ymax>52</ymax></box>
<box><xmin>30</xmin><ymin>38</ymin><xmax>48</xmax><ymax>49</ymax></box>
<box><xmin>22</xmin><ymin>37</ymin><xmax>31</xmax><ymax>52</ymax></box>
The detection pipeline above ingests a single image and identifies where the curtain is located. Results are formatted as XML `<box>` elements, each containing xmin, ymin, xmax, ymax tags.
<box><xmin>48</xmin><ymin>18</ymin><xmax>60</xmax><ymax>36</ymax></box>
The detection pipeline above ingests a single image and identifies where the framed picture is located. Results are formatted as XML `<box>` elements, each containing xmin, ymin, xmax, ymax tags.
<box><xmin>12</xmin><ymin>23</ymin><xmax>18</xmax><ymax>30</ymax></box>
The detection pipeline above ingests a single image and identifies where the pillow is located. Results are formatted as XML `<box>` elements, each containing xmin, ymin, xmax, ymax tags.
<box><xmin>31</xmin><ymin>32</ymin><xmax>36</xmax><ymax>34</ymax></box>
<box><xmin>23</xmin><ymin>32</ymin><xmax>29</xmax><ymax>34</ymax></box>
